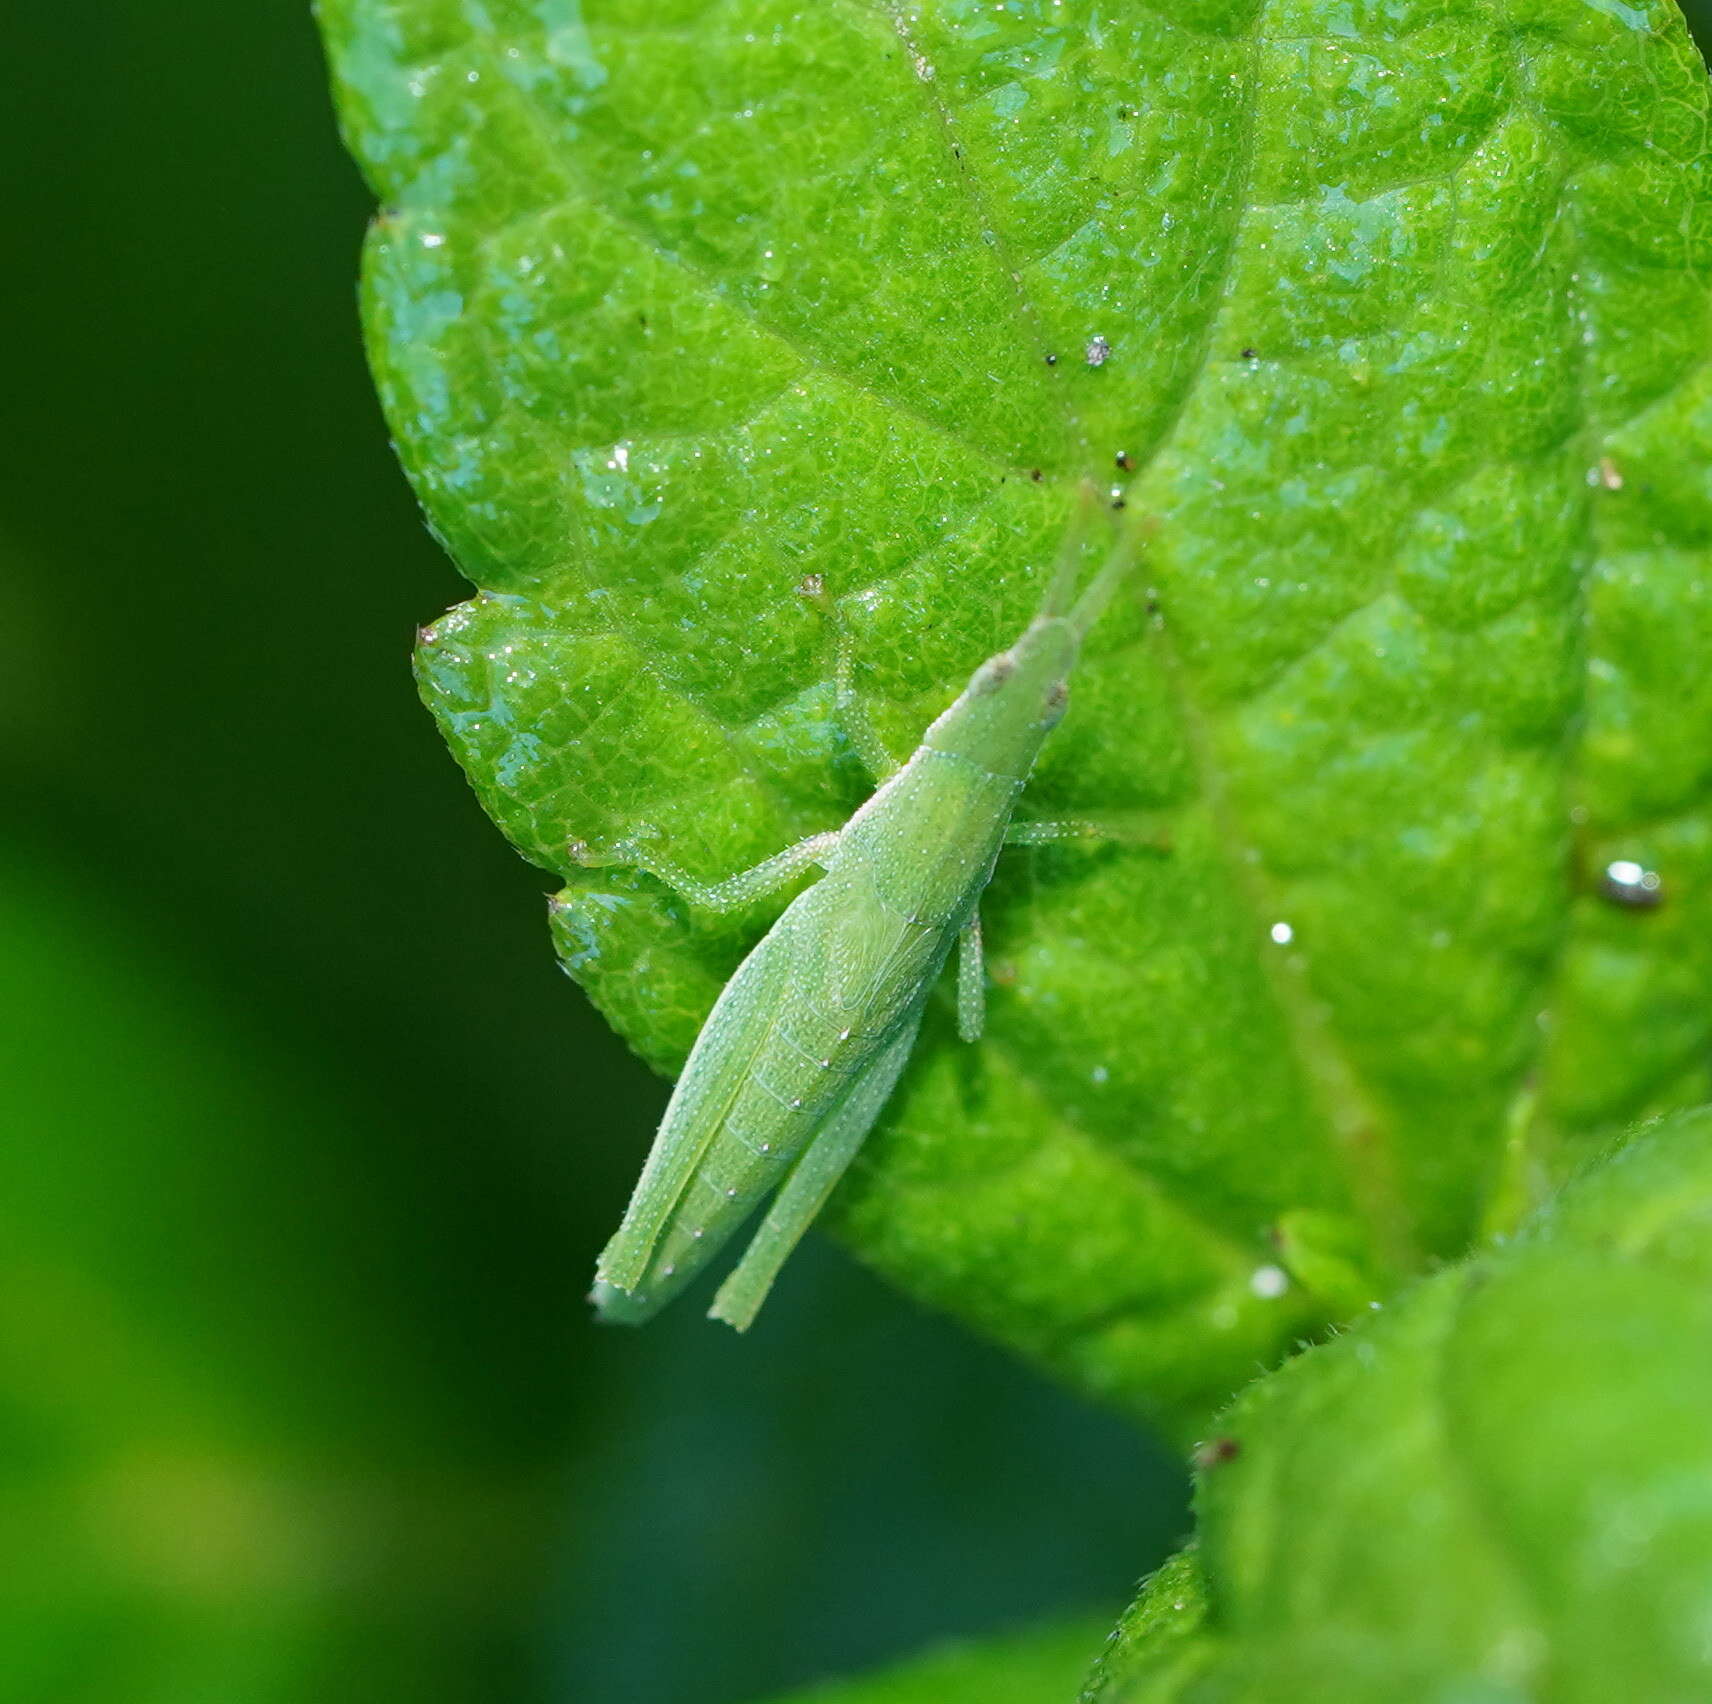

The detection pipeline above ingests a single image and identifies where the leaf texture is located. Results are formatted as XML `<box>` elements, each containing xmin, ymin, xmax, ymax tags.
<box><xmin>320</xmin><ymin>0</ymin><xmax>1712</xmax><ymax>1430</ymax></box>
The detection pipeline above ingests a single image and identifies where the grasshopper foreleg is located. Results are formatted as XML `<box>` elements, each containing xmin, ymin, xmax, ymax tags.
<box><xmin>572</xmin><ymin>828</ymin><xmax>841</xmax><ymax>913</ymax></box>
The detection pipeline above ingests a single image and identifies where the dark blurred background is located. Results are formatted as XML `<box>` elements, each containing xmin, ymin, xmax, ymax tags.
<box><xmin>0</xmin><ymin>5</ymin><xmax>1262</xmax><ymax>1700</ymax></box>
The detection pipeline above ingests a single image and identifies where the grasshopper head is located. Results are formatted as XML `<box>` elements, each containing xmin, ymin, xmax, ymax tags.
<box><xmin>971</xmin><ymin>613</ymin><xmax>1080</xmax><ymax>721</ymax></box>
<box><xmin>928</xmin><ymin>612</ymin><xmax>1084</xmax><ymax>776</ymax></box>
<box><xmin>930</xmin><ymin>509</ymin><xmax>1147</xmax><ymax>775</ymax></box>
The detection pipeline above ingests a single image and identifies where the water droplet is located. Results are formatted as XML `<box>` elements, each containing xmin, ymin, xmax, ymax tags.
<box><xmin>1090</xmin><ymin>1065</ymin><xmax>1109</xmax><ymax>1084</ymax></box>
<box><xmin>1602</xmin><ymin>859</ymin><xmax>1664</xmax><ymax>909</ymax></box>
<box><xmin>1269</xmin><ymin>921</ymin><xmax>1294</xmax><ymax>945</ymax></box>
<box><xmin>1249</xmin><ymin>1264</ymin><xmax>1289</xmax><ymax>1299</ymax></box>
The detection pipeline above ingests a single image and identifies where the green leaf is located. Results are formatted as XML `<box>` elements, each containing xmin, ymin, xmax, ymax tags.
<box><xmin>1087</xmin><ymin>1105</ymin><xmax>1712</xmax><ymax>1702</ymax></box>
<box><xmin>319</xmin><ymin>0</ymin><xmax>1712</xmax><ymax>1430</ymax></box>
<box><xmin>755</xmin><ymin>1612</ymin><xmax>1111</xmax><ymax>1704</ymax></box>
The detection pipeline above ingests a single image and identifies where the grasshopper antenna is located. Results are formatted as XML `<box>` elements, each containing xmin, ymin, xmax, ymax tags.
<box><xmin>1067</xmin><ymin>507</ymin><xmax>1154</xmax><ymax>641</ymax></box>
<box><xmin>1038</xmin><ymin>479</ymin><xmax>1106</xmax><ymax>621</ymax></box>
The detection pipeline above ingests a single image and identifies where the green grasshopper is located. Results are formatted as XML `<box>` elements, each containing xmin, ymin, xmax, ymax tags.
<box><xmin>585</xmin><ymin>506</ymin><xmax>1146</xmax><ymax>1331</ymax></box>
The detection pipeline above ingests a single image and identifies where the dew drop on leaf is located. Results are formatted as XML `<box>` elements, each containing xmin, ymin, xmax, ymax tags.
<box><xmin>1601</xmin><ymin>859</ymin><xmax>1664</xmax><ymax>909</ymax></box>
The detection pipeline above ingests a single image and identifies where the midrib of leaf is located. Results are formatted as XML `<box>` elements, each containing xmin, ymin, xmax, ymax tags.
<box><xmin>1152</xmin><ymin>620</ymin><xmax>1424</xmax><ymax>1273</ymax></box>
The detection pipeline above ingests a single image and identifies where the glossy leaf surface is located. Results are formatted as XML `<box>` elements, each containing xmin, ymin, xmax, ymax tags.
<box><xmin>320</xmin><ymin>0</ymin><xmax>1712</xmax><ymax>1430</ymax></box>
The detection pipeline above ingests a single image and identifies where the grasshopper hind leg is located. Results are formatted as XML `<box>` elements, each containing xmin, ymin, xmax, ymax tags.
<box><xmin>709</xmin><ymin>1010</ymin><xmax>923</xmax><ymax>1331</ymax></box>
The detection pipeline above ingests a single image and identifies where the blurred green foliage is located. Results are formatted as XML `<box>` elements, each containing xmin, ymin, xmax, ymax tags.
<box><xmin>1</xmin><ymin>4</ymin><xmax>1184</xmax><ymax>1701</ymax></box>
<box><xmin>758</xmin><ymin>1614</ymin><xmax>1109</xmax><ymax>1704</ymax></box>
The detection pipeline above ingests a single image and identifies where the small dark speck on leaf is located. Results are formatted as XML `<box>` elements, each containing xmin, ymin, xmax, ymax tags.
<box><xmin>1115</xmin><ymin>451</ymin><xmax>1132</xmax><ymax>470</ymax></box>
<box><xmin>1240</xmin><ymin>347</ymin><xmax>1259</xmax><ymax>360</ymax></box>
<box><xmin>1111</xmin><ymin>497</ymin><xmax>1127</xmax><ymax>510</ymax></box>
<box><xmin>1044</xmin><ymin>353</ymin><xmax>1059</xmax><ymax>366</ymax></box>
<box><xmin>1030</xmin><ymin>468</ymin><xmax>1044</xmax><ymax>482</ymax></box>
<box><xmin>1193</xmin><ymin>1437</ymin><xmax>1241</xmax><ymax>1470</ymax></box>
<box><xmin>1145</xmin><ymin>597</ymin><xmax>1160</xmax><ymax>616</ymax></box>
